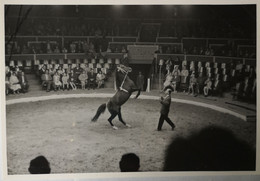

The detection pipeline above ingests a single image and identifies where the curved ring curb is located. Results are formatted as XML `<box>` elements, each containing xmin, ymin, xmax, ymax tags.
<box><xmin>6</xmin><ymin>93</ymin><xmax>247</xmax><ymax>121</ymax></box>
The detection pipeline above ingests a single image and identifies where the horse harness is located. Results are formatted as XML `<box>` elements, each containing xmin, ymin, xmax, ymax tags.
<box><xmin>119</xmin><ymin>69</ymin><xmax>130</xmax><ymax>93</ymax></box>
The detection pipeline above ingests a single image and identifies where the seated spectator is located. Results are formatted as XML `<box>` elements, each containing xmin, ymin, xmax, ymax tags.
<box><xmin>69</xmin><ymin>70</ymin><xmax>77</xmax><ymax>90</ymax></box>
<box><xmin>121</xmin><ymin>46</ymin><xmax>127</xmax><ymax>53</ymax></box>
<box><xmin>73</xmin><ymin>64</ymin><xmax>83</xmax><ymax>78</ymax></box>
<box><xmin>18</xmin><ymin>71</ymin><xmax>29</xmax><ymax>93</ymax></box>
<box><xmin>203</xmin><ymin>77</ymin><xmax>212</xmax><ymax>97</ymax></box>
<box><xmin>88</xmin><ymin>68</ymin><xmax>96</xmax><ymax>89</ymax></box>
<box><xmin>28</xmin><ymin>155</ymin><xmax>51</xmax><ymax>174</ymax></box>
<box><xmin>163</xmin><ymin>72</ymin><xmax>173</xmax><ymax>91</ymax></box>
<box><xmin>57</xmin><ymin>66</ymin><xmax>64</xmax><ymax>76</ymax></box>
<box><xmin>197</xmin><ymin>72</ymin><xmax>206</xmax><ymax>94</ymax></box>
<box><xmin>119</xmin><ymin>153</ymin><xmax>140</xmax><ymax>172</ymax></box>
<box><xmin>5</xmin><ymin>68</ymin><xmax>11</xmax><ymax>95</ymax></box>
<box><xmin>96</xmin><ymin>71</ymin><xmax>106</xmax><ymax>89</ymax></box>
<box><xmin>48</xmin><ymin>67</ymin><xmax>55</xmax><ymax>76</ymax></box>
<box><xmin>41</xmin><ymin>69</ymin><xmax>55</xmax><ymax>92</ymax></box>
<box><xmin>78</xmin><ymin>70</ymin><xmax>88</xmax><ymax>90</ymax></box>
<box><xmin>241</xmin><ymin>77</ymin><xmax>252</xmax><ymax>100</ymax></box>
<box><xmin>9</xmin><ymin>71</ymin><xmax>21</xmax><ymax>94</ymax></box>
<box><xmin>61</xmin><ymin>72</ymin><xmax>70</xmax><ymax>91</ymax></box>
<box><xmin>53</xmin><ymin>46</ymin><xmax>60</xmax><ymax>53</ymax></box>
<box><xmin>180</xmin><ymin>65</ymin><xmax>189</xmax><ymax>92</ymax></box>
<box><xmin>188</xmin><ymin>72</ymin><xmax>198</xmax><ymax>96</ymax></box>
<box><xmin>165</xmin><ymin>58</ymin><xmax>172</xmax><ymax>74</ymax></box>
<box><xmin>163</xmin><ymin>126</ymin><xmax>255</xmax><ymax>171</ymax></box>
<box><xmin>172</xmin><ymin>71</ymin><xmax>180</xmax><ymax>93</ymax></box>
<box><xmin>53</xmin><ymin>71</ymin><xmax>62</xmax><ymax>91</ymax></box>
<box><xmin>62</xmin><ymin>47</ymin><xmax>68</xmax><ymax>53</ymax></box>
<box><xmin>212</xmin><ymin>75</ymin><xmax>223</xmax><ymax>97</ymax></box>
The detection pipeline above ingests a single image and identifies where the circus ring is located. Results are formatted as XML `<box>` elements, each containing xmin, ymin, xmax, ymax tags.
<box><xmin>5</xmin><ymin>92</ymin><xmax>256</xmax><ymax>174</ymax></box>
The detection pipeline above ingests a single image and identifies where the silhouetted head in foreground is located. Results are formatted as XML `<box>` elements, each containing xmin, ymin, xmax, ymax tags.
<box><xmin>164</xmin><ymin>126</ymin><xmax>255</xmax><ymax>171</ymax></box>
<box><xmin>119</xmin><ymin>153</ymin><xmax>140</xmax><ymax>172</ymax></box>
<box><xmin>28</xmin><ymin>156</ymin><xmax>51</xmax><ymax>174</ymax></box>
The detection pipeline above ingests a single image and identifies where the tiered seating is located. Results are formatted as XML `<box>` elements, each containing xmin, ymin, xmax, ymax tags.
<box><xmin>158</xmin><ymin>57</ymin><xmax>256</xmax><ymax>103</ymax></box>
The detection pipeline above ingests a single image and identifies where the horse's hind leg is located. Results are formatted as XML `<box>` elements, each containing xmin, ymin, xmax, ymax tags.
<box><xmin>118</xmin><ymin>108</ymin><xmax>131</xmax><ymax>128</ymax></box>
<box><xmin>108</xmin><ymin>112</ymin><xmax>118</xmax><ymax>130</ymax></box>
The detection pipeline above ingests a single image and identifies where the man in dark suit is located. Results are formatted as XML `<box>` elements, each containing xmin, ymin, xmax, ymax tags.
<box><xmin>88</xmin><ymin>68</ymin><xmax>96</xmax><ymax>89</ymax></box>
<box><xmin>18</xmin><ymin>71</ymin><xmax>29</xmax><ymax>93</ymax></box>
<box><xmin>157</xmin><ymin>86</ymin><xmax>175</xmax><ymax>131</ymax></box>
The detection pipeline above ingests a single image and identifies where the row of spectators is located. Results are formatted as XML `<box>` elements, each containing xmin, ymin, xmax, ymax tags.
<box><xmin>38</xmin><ymin>64</ymin><xmax>107</xmax><ymax>92</ymax></box>
<box><xmin>6</xmin><ymin>18</ymin><xmax>139</xmax><ymax>37</ymax></box>
<box><xmin>6</xmin><ymin>40</ymin><xmax>255</xmax><ymax>59</ymax></box>
<box><xmin>6</xmin><ymin>17</ymin><xmax>253</xmax><ymax>39</ymax></box>
<box><xmin>161</xmin><ymin>58</ymin><xmax>256</xmax><ymax>103</ymax></box>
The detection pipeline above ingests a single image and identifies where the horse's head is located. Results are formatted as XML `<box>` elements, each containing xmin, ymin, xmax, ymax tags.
<box><xmin>116</xmin><ymin>64</ymin><xmax>132</xmax><ymax>75</ymax></box>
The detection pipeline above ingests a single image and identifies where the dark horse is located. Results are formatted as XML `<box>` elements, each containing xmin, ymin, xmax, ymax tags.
<box><xmin>91</xmin><ymin>64</ymin><xmax>141</xmax><ymax>130</ymax></box>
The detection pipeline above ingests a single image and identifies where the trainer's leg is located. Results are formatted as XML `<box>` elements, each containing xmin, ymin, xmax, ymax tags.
<box><xmin>118</xmin><ymin>108</ymin><xmax>131</xmax><ymax>127</ymax></box>
<box><xmin>157</xmin><ymin>114</ymin><xmax>165</xmax><ymax>131</ymax></box>
<box><xmin>165</xmin><ymin>116</ymin><xmax>175</xmax><ymax>130</ymax></box>
<box><xmin>108</xmin><ymin>112</ymin><xmax>118</xmax><ymax>129</ymax></box>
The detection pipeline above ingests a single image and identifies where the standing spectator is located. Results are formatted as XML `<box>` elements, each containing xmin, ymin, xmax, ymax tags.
<box><xmin>136</xmin><ymin>72</ymin><xmax>145</xmax><ymax>91</ymax></box>
<box><xmin>96</xmin><ymin>71</ymin><xmax>106</xmax><ymax>89</ymax></box>
<box><xmin>18</xmin><ymin>71</ymin><xmax>29</xmax><ymax>93</ymax></box>
<box><xmin>78</xmin><ymin>70</ymin><xmax>88</xmax><ymax>90</ymax></box>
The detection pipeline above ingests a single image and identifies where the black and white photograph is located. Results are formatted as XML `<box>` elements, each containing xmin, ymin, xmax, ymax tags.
<box><xmin>1</xmin><ymin>1</ymin><xmax>259</xmax><ymax>180</ymax></box>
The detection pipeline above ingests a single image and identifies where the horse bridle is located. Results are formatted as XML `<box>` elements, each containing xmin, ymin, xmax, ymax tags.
<box><xmin>117</xmin><ymin>65</ymin><xmax>132</xmax><ymax>93</ymax></box>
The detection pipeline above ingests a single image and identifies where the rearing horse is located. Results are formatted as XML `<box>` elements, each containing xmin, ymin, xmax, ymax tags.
<box><xmin>91</xmin><ymin>64</ymin><xmax>141</xmax><ymax>130</ymax></box>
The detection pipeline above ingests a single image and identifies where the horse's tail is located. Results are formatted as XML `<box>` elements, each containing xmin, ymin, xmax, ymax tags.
<box><xmin>91</xmin><ymin>103</ymin><xmax>106</xmax><ymax>122</ymax></box>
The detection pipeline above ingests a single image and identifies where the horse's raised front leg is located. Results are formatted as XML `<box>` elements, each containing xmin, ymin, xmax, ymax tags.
<box><xmin>118</xmin><ymin>108</ymin><xmax>131</xmax><ymax>128</ymax></box>
<box><xmin>108</xmin><ymin>112</ymin><xmax>118</xmax><ymax>130</ymax></box>
<box><xmin>131</xmin><ymin>88</ymin><xmax>141</xmax><ymax>99</ymax></box>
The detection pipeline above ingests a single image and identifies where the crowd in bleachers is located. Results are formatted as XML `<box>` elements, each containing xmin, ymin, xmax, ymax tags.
<box><xmin>5</xmin><ymin>57</ymin><xmax>118</xmax><ymax>95</ymax></box>
<box><xmin>5</xmin><ymin>16</ymin><xmax>256</xmax><ymax>59</ymax></box>
<box><xmin>161</xmin><ymin>57</ymin><xmax>256</xmax><ymax>103</ymax></box>
<box><xmin>6</xmin><ymin>17</ymin><xmax>140</xmax><ymax>37</ymax></box>
<box><xmin>37</xmin><ymin>60</ymin><xmax>110</xmax><ymax>92</ymax></box>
